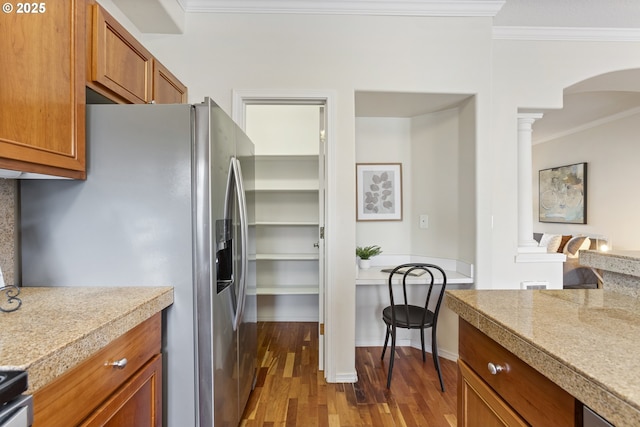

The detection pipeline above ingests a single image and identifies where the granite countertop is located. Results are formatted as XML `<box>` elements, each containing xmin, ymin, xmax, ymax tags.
<box><xmin>581</xmin><ymin>249</ymin><xmax>640</xmax><ymax>278</ymax></box>
<box><xmin>0</xmin><ymin>286</ymin><xmax>173</xmax><ymax>393</ymax></box>
<box><xmin>446</xmin><ymin>289</ymin><xmax>640</xmax><ymax>427</ymax></box>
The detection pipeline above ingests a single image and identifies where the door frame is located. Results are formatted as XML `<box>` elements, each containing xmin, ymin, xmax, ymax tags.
<box><xmin>232</xmin><ymin>89</ymin><xmax>336</xmax><ymax>380</ymax></box>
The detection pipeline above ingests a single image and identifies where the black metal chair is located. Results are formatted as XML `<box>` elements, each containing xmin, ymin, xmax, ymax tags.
<box><xmin>381</xmin><ymin>263</ymin><xmax>447</xmax><ymax>391</ymax></box>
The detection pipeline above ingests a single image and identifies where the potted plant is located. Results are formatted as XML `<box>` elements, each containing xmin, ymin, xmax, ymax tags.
<box><xmin>356</xmin><ymin>245</ymin><xmax>382</xmax><ymax>269</ymax></box>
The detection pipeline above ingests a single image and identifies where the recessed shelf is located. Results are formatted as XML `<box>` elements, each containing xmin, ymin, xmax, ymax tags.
<box><xmin>256</xmin><ymin>253</ymin><xmax>319</xmax><ymax>261</ymax></box>
<box><xmin>249</xmin><ymin>111</ymin><xmax>321</xmax><ymax>320</ymax></box>
<box><xmin>255</xmin><ymin>221</ymin><xmax>319</xmax><ymax>226</ymax></box>
<box><xmin>255</xmin><ymin>154</ymin><xmax>318</xmax><ymax>160</ymax></box>
<box><xmin>253</xmin><ymin>186</ymin><xmax>319</xmax><ymax>192</ymax></box>
<box><xmin>256</xmin><ymin>285</ymin><xmax>319</xmax><ymax>295</ymax></box>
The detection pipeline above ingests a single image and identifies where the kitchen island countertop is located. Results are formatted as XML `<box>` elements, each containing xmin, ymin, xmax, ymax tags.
<box><xmin>0</xmin><ymin>286</ymin><xmax>173</xmax><ymax>393</ymax></box>
<box><xmin>446</xmin><ymin>289</ymin><xmax>640</xmax><ymax>427</ymax></box>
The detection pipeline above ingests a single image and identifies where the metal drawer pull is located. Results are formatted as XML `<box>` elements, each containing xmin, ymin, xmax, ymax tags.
<box><xmin>105</xmin><ymin>358</ymin><xmax>128</xmax><ymax>369</ymax></box>
<box><xmin>487</xmin><ymin>362</ymin><xmax>509</xmax><ymax>375</ymax></box>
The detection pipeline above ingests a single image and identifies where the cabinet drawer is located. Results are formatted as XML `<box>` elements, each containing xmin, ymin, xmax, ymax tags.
<box><xmin>459</xmin><ymin>319</ymin><xmax>575</xmax><ymax>427</ymax></box>
<box><xmin>33</xmin><ymin>313</ymin><xmax>161</xmax><ymax>427</ymax></box>
<box><xmin>80</xmin><ymin>354</ymin><xmax>162</xmax><ymax>427</ymax></box>
<box><xmin>458</xmin><ymin>359</ymin><xmax>528</xmax><ymax>427</ymax></box>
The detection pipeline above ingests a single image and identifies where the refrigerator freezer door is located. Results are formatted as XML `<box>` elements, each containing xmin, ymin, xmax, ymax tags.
<box><xmin>231</xmin><ymin>158</ymin><xmax>248</xmax><ymax>330</ymax></box>
<box><xmin>194</xmin><ymin>99</ymin><xmax>240</xmax><ymax>427</ymax></box>
<box><xmin>236</xmin><ymin>129</ymin><xmax>257</xmax><ymax>417</ymax></box>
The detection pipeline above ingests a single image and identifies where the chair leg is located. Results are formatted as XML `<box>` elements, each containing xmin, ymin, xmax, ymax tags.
<box><xmin>381</xmin><ymin>324</ymin><xmax>390</xmax><ymax>360</ymax></box>
<box><xmin>386</xmin><ymin>326</ymin><xmax>396</xmax><ymax>388</ymax></box>
<box><xmin>432</xmin><ymin>326</ymin><xmax>445</xmax><ymax>392</ymax></box>
<box><xmin>420</xmin><ymin>327</ymin><xmax>426</xmax><ymax>362</ymax></box>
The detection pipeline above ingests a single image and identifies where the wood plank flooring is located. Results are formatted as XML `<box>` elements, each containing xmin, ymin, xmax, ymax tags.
<box><xmin>241</xmin><ymin>322</ymin><xmax>458</xmax><ymax>427</ymax></box>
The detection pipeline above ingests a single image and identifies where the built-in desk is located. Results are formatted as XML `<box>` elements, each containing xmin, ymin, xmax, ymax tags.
<box><xmin>354</xmin><ymin>256</ymin><xmax>473</xmax><ymax>358</ymax></box>
<box><xmin>356</xmin><ymin>266</ymin><xmax>473</xmax><ymax>285</ymax></box>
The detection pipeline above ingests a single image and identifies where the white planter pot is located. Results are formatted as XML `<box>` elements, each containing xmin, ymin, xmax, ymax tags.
<box><xmin>358</xmin><ymin>259</ymin><xmax>371</xmax><ymax>269</ymax></box>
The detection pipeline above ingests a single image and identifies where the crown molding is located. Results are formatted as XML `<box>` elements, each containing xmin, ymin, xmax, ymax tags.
<box><xmin>178</xmin><ymin>0</ymin><xmax>505</xmax><ymax>16</ymax></box>
<box><xmin>493</xmin><ymin>26</ymin><xmax>640</xmax><ymax>42</ymax></box>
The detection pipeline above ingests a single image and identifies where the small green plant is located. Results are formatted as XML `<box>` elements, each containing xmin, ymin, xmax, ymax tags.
<box><xmin>356</xmin><ymin>245</ymin><xmax>382</xmax><ymax>260</ymax></box>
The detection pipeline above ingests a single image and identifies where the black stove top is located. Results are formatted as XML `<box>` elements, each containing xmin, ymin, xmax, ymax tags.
<box><xmin>0</xmin><ymin>371</ymin><xmax>27</xmax><ymax>407</ymax></box>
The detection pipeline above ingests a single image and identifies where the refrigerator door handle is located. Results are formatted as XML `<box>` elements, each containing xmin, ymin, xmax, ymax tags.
<box><xmin>232</xmin><ymin>157</ymin><xmax>249</xmax><ymax>331</ymax></box>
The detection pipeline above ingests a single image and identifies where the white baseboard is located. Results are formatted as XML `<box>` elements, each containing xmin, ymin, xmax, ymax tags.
<box><xmin>257</xmin><ymin>314</ymin><xmax>319</xmax><ymax>322</ymax></box>
<box><xmin>355</xmin><ymin>339</ymin><xmax>458</xmax><ymax>362</ymax></box>
<box><xmin>333</xmin><ymin>372</ymin><xmax>358</xmax><ymax>383</ymax></box>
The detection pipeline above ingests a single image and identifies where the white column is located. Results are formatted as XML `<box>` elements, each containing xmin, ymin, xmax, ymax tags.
<box><xmin>517</xmin><ymin>113</ymin><xmax>544</xmax><ymax>252</ymax></box>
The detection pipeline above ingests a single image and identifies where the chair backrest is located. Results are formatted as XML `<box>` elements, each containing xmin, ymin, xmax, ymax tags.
<box><xmin>387</xmin><ymin>263</ymin><xmax>448</xmax><ymax>326</ymax></box>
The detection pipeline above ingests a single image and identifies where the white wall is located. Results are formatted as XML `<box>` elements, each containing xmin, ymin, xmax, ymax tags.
<box><xmin>533</xmin><ymin>111</ymin><xmax>640</xmax><ymax>249</ymax></box>
<box><xmin>355</xmin><ymin>105</ymin><xmax>476</xmax><ymax>264</ymax></box>
<box><xmin>355</xmin><ymin>117</ymin><xmax>413</xmax><ymax>254</ymax></box>
<box><xmin>457</xmin><ymin>97</ymin><xmax>477</xmax><ymax>264</ymax></box>
<box><xmin>488</xmin><ymin>39</ymin><xmax>640</xmax><ymax>289</ymax></box>
<box><xmin>409</xmin><ymin>108</ymin><xmax>461</xmax><ymax>259</ymax></box>
<box><xmin>93</xmin><ymin>1</ymin><xmax>640</xmax><ymax>377</ymax></box>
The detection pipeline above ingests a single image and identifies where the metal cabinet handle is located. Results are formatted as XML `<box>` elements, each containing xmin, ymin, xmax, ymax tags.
<box><xmin>487</xmin><ymin>362</ymin><xmax>508</xmax><ymax>375</ymax></box>
<box><xmin>105</xmin><ymin>358</ymin><xmax>128</xmax><ymax>369</ymax></box>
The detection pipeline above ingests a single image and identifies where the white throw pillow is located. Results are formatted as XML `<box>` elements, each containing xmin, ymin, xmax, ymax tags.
<box><xmin>563</xmin><ymin>236</ymin><xmax>591</xmax><ymax>258</ymax></box>
<box><xmin>539</xmin><ymin>233</ymin><xmax>562</xmax><ymax>253</ymax></box>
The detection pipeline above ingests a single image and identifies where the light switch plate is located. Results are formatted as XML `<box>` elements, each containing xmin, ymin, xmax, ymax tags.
<box><xmin>419</xmin><ymin>214</ymin><xmax>428</xmax><ymax>229</ymax></box>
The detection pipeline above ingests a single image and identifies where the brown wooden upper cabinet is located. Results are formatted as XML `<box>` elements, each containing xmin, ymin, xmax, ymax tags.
<box><xmin>153</xmin><ymin>60</ymin><xmax>188</xmax><ymax>104</ymax></box>
<box><xmin>0</xmin><ymin>1</ymin><xmax>187</xmax><ymax>179</ymax></box>
<box><xmin>88</xmin><ymin>4</ymin><xmax>187</xmax><ymax>105</ymax></box>
<box><xmin>0</xmin><ymin>0</ymin><xmax>86</xmax><ymax>179</ymax></box>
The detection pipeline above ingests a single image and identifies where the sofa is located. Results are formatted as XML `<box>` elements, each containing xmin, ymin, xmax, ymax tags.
<box><xmin>533</xmin><ymin>233</ymin><xmax>600</xmax><ymax>289</ymax></box>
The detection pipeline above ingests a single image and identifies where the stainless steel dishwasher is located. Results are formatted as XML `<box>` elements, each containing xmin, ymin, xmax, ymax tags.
<box><xmin>583</xmin><ymin>405</ymin><xmax>614</xmax><ymax>427</ymax></box>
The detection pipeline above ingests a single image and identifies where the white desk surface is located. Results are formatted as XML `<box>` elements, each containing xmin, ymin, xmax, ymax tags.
<box><xmin>355</xmin><ymin>266</ymin><xmax>473</xmax><ymax>286</ymax></box>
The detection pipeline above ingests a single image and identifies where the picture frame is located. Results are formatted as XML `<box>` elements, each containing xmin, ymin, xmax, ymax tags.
<box><xmin>356</xmin><ymin>163</ymin><xmax>403</xmax><ymax>221</ymax></box>
<box><xmin>539</xmin><ymin>162</ymin><xmax>587</xmax><ymax>224</ymax></box>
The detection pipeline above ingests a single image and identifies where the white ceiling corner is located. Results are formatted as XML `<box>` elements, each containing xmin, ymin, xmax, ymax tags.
<box><xmin>112</xmin><ymin>0</ymin><xmax>185</xmax><ymax>33</ymax></box>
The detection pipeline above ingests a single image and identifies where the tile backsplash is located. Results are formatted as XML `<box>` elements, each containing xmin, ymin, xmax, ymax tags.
<box><xmin>0</xmin><ymin>179</ymin><xmax>17</xmax><ymax>286</ymax></box>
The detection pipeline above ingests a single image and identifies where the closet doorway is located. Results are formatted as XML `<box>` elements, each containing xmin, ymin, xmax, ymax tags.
<box><xmin>233</xmin><ymin>91</ymin><xmax>330</xmax><ymax>371</ymax></box>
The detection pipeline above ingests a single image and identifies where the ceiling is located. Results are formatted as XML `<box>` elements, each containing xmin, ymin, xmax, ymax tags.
<box><xmin>493</xmin><ymin>0</ymin><xmax>640</xmax><ymax>29</ymax></box>
<box><xmin>175</xmin><ymin>0</ymin><xmax>640</xmax><ymax>28</ymax></box>
<box><xmin>120</xmin><ymin>0</ymin><xmax>640</xmax><ymax>144</ymax></box>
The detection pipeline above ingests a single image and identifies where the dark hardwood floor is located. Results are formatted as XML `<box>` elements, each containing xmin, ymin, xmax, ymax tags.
<box><xmin>241</xmin><ymin>322</ymin><xmax>458</xmax><ymax>427</ymax></box>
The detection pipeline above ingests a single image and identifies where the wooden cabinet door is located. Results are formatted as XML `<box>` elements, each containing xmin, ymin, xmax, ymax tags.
<box><xmin>458</xmin><ymin>360</ymin><xmax>528</xmax><ymax>427</ymax></box>
<box><xmin>0</xmin><ymin>0</ymin><xmax>86</xmax><ymax>179</ymax></box>
<box><xmin>153</xmin><ymin>60</ymin><xmax>188</xmax><ymax>104</ymax></box>
<box><xmin>89</xmin><ymin>4</ymin><xmax>153</xmax><ymax>104</ymax></box>
<box><xmin>80</xmin><ymin>354</ymin><xmax>162</xmax><ymax>427</ymax></box>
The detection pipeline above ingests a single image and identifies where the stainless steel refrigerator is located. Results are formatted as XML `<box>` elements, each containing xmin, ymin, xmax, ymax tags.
<box><xmin>19</xmin><ymin>98</ymin><xmax>257</xmax><ymax>427</ymax></box>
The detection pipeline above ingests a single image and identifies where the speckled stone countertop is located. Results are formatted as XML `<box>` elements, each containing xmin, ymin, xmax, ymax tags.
<box><xmin>446</xmin><ymin>289</ymin><xmax>640</xmax><ymax>427</ymax></box>
<box><xmin>581</xmin><ymin>250</ymin><xmax>640</xmax><ymax>298</ymax></box>
<box><xmin>581</xmin><ymin>250</ymin><xmax>640</xmax><ymax>277</ymax></box>
<box><xmin>0</xmin><ymin>286</ymin><xmax>173</xmax><ymax>393</ymax></box>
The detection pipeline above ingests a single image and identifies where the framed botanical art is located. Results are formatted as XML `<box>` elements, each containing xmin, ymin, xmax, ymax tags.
<box><xmin>539</xmin><ymin>162</ymin><xmax>587</xmax><ymax>224</ymax></box>
<box><xmin>356</xmin><ymin>163</ymin><xmax>402</xmax><ymax>221</ymax></box>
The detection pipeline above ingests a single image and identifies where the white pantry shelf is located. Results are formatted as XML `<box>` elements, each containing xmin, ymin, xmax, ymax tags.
<box><xmin>256</xmin><ymin>253</ymin><xmax>319</xmax><ymax>261</ymax></box>
<box><xmin>256</xmin><ymin>285</ymin><xmax>319</xmax><ymax>295</ymax></box>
